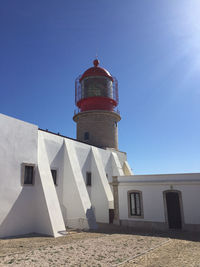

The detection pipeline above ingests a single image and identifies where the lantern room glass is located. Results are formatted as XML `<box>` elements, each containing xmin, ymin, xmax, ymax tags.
<box><xmin>81</xmin><ymin>76</ymin><xmax>113</xmax><ymax>99</ymax></box>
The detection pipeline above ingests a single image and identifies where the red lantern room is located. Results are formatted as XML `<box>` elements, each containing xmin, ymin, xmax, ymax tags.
<box><xmin>75</xmin><ymin>59</ymin><xmax>119</xmax><ymax>112</ymax></box>
<box><xmin>73</xmin><ymin>59</ymin><xmax>121</xmax><ymax>149</ymax></box>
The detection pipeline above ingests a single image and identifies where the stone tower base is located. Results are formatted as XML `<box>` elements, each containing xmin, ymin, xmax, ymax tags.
<box><xmin>73</xmin><ymin>110</ymin><xmax>121</xmax><ymax>149</ymax></box>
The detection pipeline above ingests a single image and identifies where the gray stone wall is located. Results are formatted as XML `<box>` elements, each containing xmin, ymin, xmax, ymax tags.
<box><xmin>73</xmin><ymin>110</ymin><xmax>121</xmax><ymax>149</ymax></box>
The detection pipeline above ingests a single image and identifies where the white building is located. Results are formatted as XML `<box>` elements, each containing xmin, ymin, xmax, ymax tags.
<box><xmin>0</xmin><ymin>60</ymin><xmax>200</xmax><ymax>238</ymax></box>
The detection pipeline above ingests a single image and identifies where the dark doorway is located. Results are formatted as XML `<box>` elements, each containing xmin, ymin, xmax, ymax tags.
<box><xmin>166</xmin><ymin>192</ymin><xmax>182</xmax><ymax>229</ymax></box>
<box><xmin>109</xmin><ymin>209</ymin><xmax>114</xmax><ymax>224</ymax></box>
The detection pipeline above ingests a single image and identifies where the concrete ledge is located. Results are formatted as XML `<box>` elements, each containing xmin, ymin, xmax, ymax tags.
<box><xmin>73</xmin><ymin>110</ymin><xmax>121</xmax><ymax>122</ymax></box>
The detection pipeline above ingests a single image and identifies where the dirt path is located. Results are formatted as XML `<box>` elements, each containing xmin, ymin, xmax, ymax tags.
<box><xmin>0</xmin><ymin>226</ymin><xmax>200</xmax><ymax>266</ymax></box>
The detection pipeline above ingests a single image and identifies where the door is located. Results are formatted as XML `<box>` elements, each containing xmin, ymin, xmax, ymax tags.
<box><xmin>109</xmin><ymin>209</ymin><xmax>114</xmax><ymax>224</ymax></box>
<box><xmin>166</xmin><ymin>192</ymin><xmax>182</xmax><ymax>229</ymax></box>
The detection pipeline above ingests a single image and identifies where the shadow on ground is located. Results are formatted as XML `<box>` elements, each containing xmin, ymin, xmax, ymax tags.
<box><xmin>88</xmin><ymin>223</ymin><xmax>200</xmax><ymax>243</ymax></box>
<box><xmin>1</xmin><ymin>223</ymin><xmax>200</xmax><ymax>243</ymax></box>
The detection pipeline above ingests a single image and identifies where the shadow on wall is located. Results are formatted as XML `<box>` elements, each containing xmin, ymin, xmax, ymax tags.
<box><xmin>50</xmin><ymin>142</ymin><xmax>65</xmax><ymax>207</ymax></box>
<box><xmin>90</xmin><ymin>223</ymin><xmax>200</xmax><ymax>242</ymax></box>
<box><xmin>0</xmin><ymin>188</ymin><xmax>35</xmax><ymax>238</ymax></box>
<box><xmin>86</xmin><ymin>207</ymin><xmax>98</xmax><ymax>230</ymax></box>
<box><xmin>81</xmin><ymin>149</ymin><xmax>92</xmax><ymax>175</ymax></box>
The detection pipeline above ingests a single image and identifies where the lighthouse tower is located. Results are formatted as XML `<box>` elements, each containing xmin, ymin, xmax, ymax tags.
<box><xmin>73</xmin><ymin>59</ymin><xmax>121</xmax><ymax>149</ymax></box>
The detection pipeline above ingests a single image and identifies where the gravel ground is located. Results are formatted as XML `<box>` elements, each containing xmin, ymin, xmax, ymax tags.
<box><xmin>123</xmin><ymin>237</ymin><xmax>200</xmax><ymax>267</ymax></box>
<box><xmin>0</xmin><ymin>224</ymin><xmax>200</xmax><ymax>266</ymax></box>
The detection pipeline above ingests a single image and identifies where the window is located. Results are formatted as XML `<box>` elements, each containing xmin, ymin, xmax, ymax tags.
<box><xmin>86</xmin><ymin>172</ymin><xmax>92</xmax><ymax>186</ymax></box>
<box><xmin>129</xmin><ymin>191</ymin><xmax>142</xmax><ymax>217</ymax></box>
<box><xmin>84</xmin><ymin>132</ymin><xmax>89</xmax><ymax>140</ymax></box>
<box><xmin>51</xmin><ymin>169</ymin><xmax>57</xmax><ymax>186</ymax></box>
<box><xmin>22</xmin><ymin>164</ymin><xmax>35</xmax><ymax>185</ymax></box>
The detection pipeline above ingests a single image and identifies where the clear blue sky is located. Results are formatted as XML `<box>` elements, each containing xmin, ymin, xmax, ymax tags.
<box><xmin>1</xmin><ymin>0</ymin><xmax>200</xmax><ymax>174</ymax></box>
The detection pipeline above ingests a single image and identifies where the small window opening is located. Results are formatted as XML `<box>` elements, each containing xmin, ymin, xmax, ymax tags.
<box><xmin>84</xmin><ymin>132</ymin><xmax>89</xmax><ymax>140</ymax></box>
<box><xmin>24</xmin><ymin>165</ymin><xmax>34</xmax><ymax>185</ymax></box>
<box><xmin>86</xmin><ymin>172</ymin><xmax>92</xmax><ymax>186</ymax></box>
<box><xmin>130</xmin><ymin>192</ymin><xmax>142</xmax><ymax>216</ymax></box>
<box><xmin>51</xmin><ymin>169</ymin><xmax>57</xmax><ymax>185</ymax></box>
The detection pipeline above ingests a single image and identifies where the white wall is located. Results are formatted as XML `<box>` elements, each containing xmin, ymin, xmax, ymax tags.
<box><xmin>41</xmin><ymin>130</ymin><xmax>125</xmax><ymax>226</ymax></box>
<box><xmin>178</xmin><ymin>185</ymin><xmax>200</xmax><ymax>224</ymax></box>
<box><xmin>0</xmin><ymin>114</ymin><xmax>38</xmax><ymax>237</ymax></box>
<box><xmin>118</xmin><ymin>174</ymin><xmax>200</xmax><ymax>226</ymax></box>
<box><xmin>2</xmin><ymin>113</ymin><xmax>200</xmax><ymax>236</ymax></box>
<box><xmin>90</xmin><ymin>147</ymin><xmax>114</xmax><ymax>223</ymax></box>
<box><xmin>36</xmin><ymin>132</ymin><xmax>66</xmax><ymax>237</ymax></box>
<box><xmin>0</xmin><ymin>113</ymin><xmax>128</xmax><ymax>237</ymax></box>
<box><xmin>119</xmin><ymin>184</ymin><xmax>166</xmax><ymax>222</ymax></box>
<box><xmin>63</xmin><ymin>139</ymin><xmax>96</xmax><ymax>229</ymax></box>
<box><xmin>42</xmin><ymin>132</ymin><xmax>66</xmax><ymax>214</ymax></box>
<box><xmin>0</xmin><ymin>114</ymin><xmax>67</xmax><ymax>238</ymax></box>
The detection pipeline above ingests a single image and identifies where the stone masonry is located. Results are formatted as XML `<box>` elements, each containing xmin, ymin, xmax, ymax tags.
<box><xmin>73</xmin><ymin>110</ymin><xmax>121</xmax><ymax>149</ymax></box>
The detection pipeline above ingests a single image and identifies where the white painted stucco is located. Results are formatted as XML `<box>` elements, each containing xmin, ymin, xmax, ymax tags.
<box><xmin>118</xmin><ymin>174</ymin><xmax>200</xmax><ymax>226</ymax></box>
<box><xmin>0</xmin><ymin>114</ymin><xmax>38</xmax><ymax>237</ymax></box>
<box><xmin>1</xmin><ymin>112</ymin><xmax>200</xmax><ymax>237</ymax></box>
<box><xmin>0</xmin><ymin>113</ymin><xmax>125</xmax><ymax>238</ymax></box>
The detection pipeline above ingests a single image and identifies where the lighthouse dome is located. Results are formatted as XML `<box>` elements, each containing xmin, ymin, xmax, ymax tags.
<box><xmin>79</xmin><ymin>59</ymin><xmax>113</xmax><ymax>82</ymax></box>
<box><xmin>75</xmin><ymin>59</ymin><xmax>119</xmax><ymax>112</ymax></box>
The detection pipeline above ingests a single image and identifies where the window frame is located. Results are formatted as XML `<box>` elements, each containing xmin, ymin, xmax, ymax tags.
<box><xmin>21</xmin><ymin>163</ymin><xmax>35</xmax><ymax>186</ymax></box>
<box><xmin>51</xmin><ymin>169</ymin><xmax>58</xmax><ymax>186</ymax></box>
<box><xmin>128</xmin><ymin>190</ymin><xmax>144</xmax><ymax>218</ymax></box>
<box><xmin>86</xmin><ymin>172</ymin><xmax>92</xmax><ymax>186</ymax></box>
<box><xmin>84</xmin><ymin>132</ymin><xmax>89</xmax><ymax>141</ymax></box>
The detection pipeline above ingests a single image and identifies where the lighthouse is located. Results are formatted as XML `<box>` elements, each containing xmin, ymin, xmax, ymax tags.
<box><xmin>73</xmin><ymin>59</ymin><xmax>121</xmax><ymax>149</ymax></box>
